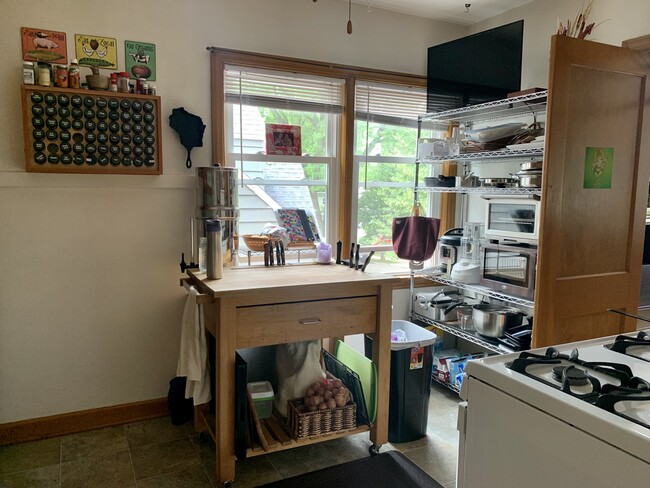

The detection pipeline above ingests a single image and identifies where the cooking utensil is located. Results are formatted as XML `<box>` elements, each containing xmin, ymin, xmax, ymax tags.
<box><xmin>511</xmin><ymin>170</ymin><xmax>543</xmax><ymax>188</ymax></box>
<box><xmin>472</xmin><ymin>304</ymin><xmax>525</xmax><ymax>338</ymax></box>
<box><xmin>169</xmin><ymin>107</ymin><xmax>206</xmax><ymax>169</ymax></box>
<box><xmin>430</xmin><ymin>299</ymin><xmax>465</xmax><ymax>322</ymax></box>
<box><xmin>424</xmin><ymin>175</ymin><xmax>455</xmax><ymax>188</ymax></box>
<box><xmin>455</xmin><ymin>172</ymin><xmax>480</xmax><ymax>187</ymax></box>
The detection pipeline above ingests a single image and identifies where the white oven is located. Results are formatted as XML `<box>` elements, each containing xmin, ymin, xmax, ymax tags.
<box><xmin>456</xmin><ymin>331</ymin><xmax>650</xmax><ymax>488</ymax></box>
<box><xmin>483</xmin><ymin>195</ymin><xmax>541</xmax><ymax>245</ymax></box>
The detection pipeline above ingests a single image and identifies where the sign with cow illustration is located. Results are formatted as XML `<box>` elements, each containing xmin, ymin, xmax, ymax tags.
<box><xmin>21</xmin><ymin>27</ymin><xmax>68</xmax><ymax>64</ymax></box>
<box><xmin>124</xmin><ymin>40</ymin><xmax>156</xmax><ymax>81</ymax></box>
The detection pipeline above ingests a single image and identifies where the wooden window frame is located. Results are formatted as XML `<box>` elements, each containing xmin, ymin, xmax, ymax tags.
<box><xmin>208</xmin><ymin>47</ymin><xmax>455</xmax><ymax>249</ymax></box>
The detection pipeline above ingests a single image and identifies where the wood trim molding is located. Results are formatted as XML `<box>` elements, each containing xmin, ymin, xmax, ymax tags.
<box><xmin>622</xmin><ymin>34</ymin><xmax>650</xmax><ymax>51</ymax></box>
<box><xmin>208</xmin><ymin>47</ymin><xmax>427</xmax><ymax>247</ymax></box>
<box><xmin>0</xmin><ymin>398</ymin><xmax>169</xmax><ymax>447</ymax></box>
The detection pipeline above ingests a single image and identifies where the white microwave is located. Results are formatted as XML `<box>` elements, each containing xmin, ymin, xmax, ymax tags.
<box><xmin>483</xmin><ymin>195</ymin><xmax>541</xmax><ymax>245</ymax></box>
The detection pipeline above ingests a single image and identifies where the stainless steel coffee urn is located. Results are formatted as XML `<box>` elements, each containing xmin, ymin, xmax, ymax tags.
<box><xmin>195</xmin><ymin>165</ymin><xmax>239</xmax><ymax>268</ymax></box>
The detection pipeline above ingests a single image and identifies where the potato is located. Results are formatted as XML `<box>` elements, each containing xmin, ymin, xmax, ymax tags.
<box><xmin>333</xmin><ymin>379</ymin><xmax>343</xmax><ymax>388</ymax></box>
<box><xmin>326</xmin><ymin>398</ymin><xmax>337</xmax><ymax>409</ymax></box>
<box><xmin>307</xmin><ymin>404</ymin><xmax>317</xmax><ymax>412</ymax></box>
<box><xmin>323</xmin><ymin>390</ymin><xmax>333</xmax><ymax>400</ymax></box>
<box><xmin>318</xmin><ymin>401</ymin><xmax>328</xmax><ymax>410</ymax></box>
<box><xmin>316</xmin><ymin>388</ymin><xmax>325</xmax><ymax>397</ymax></box>
<box><xmin>305</xmin><ymin>388</ymin><xmax>315</xmax><ymax>397</ymax></box>
<box><xmin>311</xmin><ymin>395</ymin><xmax>322</xmax><ymax>406</ymax></box>
<box><xmin>335</xmin><ymin>394</ymin><xmax>347</xmax><ymax>407</ymax></box>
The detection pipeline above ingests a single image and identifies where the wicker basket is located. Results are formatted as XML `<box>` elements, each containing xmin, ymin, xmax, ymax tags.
<box><xmin>241</xmin><ymin>234</ymin><xmax>278</xmax><ymax>252</ymax></box>
<box><xmin>287</xmin><ymin>398</ymin><xmax>357</xmax><ymax>439</ymax></box>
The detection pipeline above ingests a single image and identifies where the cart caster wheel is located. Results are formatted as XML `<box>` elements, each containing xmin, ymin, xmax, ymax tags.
<box><xmin>369</xmin><ymin>444</ymin><xmax>382</xmax><ymax>456</ymax></box>
<box><xmin>222</xmin><ymin>482</ymin><xmax>232</xmax><ymax>488</ymax></box>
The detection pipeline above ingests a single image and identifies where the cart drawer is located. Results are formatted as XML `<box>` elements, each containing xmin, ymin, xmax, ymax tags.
<box><xmin>235</xmin><ymin>296</ymin><xmax>377</xmax><ymax>348</ymax></box>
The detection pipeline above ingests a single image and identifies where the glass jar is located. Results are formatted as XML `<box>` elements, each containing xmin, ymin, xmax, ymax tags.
<box><xmin>68</xmin><ymin>59</ymin><xmax>80</xmax><ymax>89</ymax></box>
<box><xmin>118</xmin><ymin>72</ymin><xmax>129</xmax><ymax>93</ymax></box>
<box><xmin>37</xmin><ymin>63</ymin><xmax>51</xmax><ymax>87</ymax></box>
<box><xmin>22</xmin><ymin>61</ymin><xmax>35</xmax><ymax>84</ymax></box>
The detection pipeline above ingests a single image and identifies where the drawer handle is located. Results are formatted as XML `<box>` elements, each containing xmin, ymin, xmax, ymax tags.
<box><xmin>298</xmin><ymin>317</ymin><xmax>322</xmax><ymax>325</ymax></box>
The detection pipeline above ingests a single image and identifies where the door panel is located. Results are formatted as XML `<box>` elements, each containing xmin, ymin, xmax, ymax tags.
<box><xmin>534</xmin><ymin>36</ymin><xmax>650</xmax><ymax>347</ymax></box>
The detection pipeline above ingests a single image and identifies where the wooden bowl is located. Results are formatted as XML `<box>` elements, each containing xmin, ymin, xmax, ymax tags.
<box><xmin>86</xmin><ymin>74</ymin><xmax>109</xmax><ymax>90</ymax></box>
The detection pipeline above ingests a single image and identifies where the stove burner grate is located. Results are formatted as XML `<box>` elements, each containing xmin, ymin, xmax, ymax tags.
<box><xmin>507</xmin><ymin>346</ymin><xmax>650</xmax><ymax>430</ymax></box>
<box><xmin>606</xmin><ymin>331</ymin><xmax>650</xmax><ymax>362</ymax></box>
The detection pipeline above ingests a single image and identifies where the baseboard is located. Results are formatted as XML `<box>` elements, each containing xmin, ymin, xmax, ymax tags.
<box><xmin>0</xmin><ymin>397</ymin><xmax>169</xmax><ymax>447</ymax></box>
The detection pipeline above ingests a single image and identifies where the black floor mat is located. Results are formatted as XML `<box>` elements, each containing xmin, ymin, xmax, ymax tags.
<box><xmin>257</xmin><ymin>450</ymin><xmax>444</xmax><ymax>488</ymax></box>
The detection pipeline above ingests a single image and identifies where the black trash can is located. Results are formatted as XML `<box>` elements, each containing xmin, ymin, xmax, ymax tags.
<box><xmin>365</xmin><ymin>320</ymin><xmax>437</xmax><ymax>443</ymax></box>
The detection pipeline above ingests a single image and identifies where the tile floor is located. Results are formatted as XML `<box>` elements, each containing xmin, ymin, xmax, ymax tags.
<box><xmin>0</xmin><ymin>384</ymin><xmax>459</xmax><ymax>488</ymax></box>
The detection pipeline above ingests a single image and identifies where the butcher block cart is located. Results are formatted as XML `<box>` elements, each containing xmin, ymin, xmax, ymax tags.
<box><xmin>182</xmin><ymin>264</ymin><xmax>398</xmax><ymax>486</ymax></box>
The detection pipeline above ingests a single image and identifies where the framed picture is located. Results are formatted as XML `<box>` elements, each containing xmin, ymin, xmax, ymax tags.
<box><xmin>265</xmin><ymin>124</ymin><xmax>301</xmax><ymax>156</ymax></box>
<box><xmin>74</xmin><ymin>33</ymin><xmax>118</xmax><ymax>70</ymax></box>
<box><xmin>124</xmin><ymin>40</ymin><xmax>156</xmax><ymax>80</ymax></box>
<box><xmin>21</xmin><ymin>27</ymin><xmax>67</xmax><ymax>63</ymax></box>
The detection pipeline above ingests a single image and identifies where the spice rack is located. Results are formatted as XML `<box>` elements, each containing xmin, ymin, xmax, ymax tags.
<box><xmin>21</xmin><ymin>85</ymin><xmax>162</xmax><ymax>175</ymax></box>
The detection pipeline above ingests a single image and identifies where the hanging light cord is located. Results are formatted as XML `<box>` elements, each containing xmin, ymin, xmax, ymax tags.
<box><xmin>347</xmin><ymin>0</ymin><xmax>353</xmax><ymax>34</ymax></box>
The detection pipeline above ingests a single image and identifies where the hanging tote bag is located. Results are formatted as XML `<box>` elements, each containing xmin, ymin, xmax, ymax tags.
<box><xmin>392</xmin><ymin>214</ymin><xmax>441</xmax><ymax>262</ymax></box>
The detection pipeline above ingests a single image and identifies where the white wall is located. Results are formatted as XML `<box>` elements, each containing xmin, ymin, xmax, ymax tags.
<box><xmin>472</xmin><ymin>0</ymin><xmax>650</xmax><ymax>88</ymax></box>
<box><xmin>0</xmin><ymin>0</ymin><xmax>466</xmax><ymax>423</ymax></box>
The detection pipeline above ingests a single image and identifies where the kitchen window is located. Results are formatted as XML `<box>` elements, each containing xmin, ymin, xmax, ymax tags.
<box><xmin>224</xmin><ymin>67</ymin><xmax>343</xmax><ymax>243</ymax></box>
<box><xmin>209</xmin><ymin>47</ymin><xmax>428</xmax><ymax>267</ymax></box>
<box><xmin>352</xmin><ymin>81</ymin><xmax>428</xmax><ymax>266</ymax></box>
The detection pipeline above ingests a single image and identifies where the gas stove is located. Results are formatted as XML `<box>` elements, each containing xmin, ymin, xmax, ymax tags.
<box><xmin>457</xmin><ymin>329</ymin><xmax>650</xmax><ymax>488</ymax></box>
<box><xmin>506</xmin><ymin>332</ymin><xmax>650</xmax><ymax>430</ymax></box>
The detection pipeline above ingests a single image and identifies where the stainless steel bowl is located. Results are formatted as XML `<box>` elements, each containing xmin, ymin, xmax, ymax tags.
<box><xmin>472</xmin><ymin>304</ymin><xmax>525</xmax><ymax>338</ymax></box>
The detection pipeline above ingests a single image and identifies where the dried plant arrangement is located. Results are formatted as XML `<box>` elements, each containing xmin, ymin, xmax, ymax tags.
<box><xmin>556</xmin><ymin>0</ymin><xmax>606</xmax><ymax>39</ymax></box>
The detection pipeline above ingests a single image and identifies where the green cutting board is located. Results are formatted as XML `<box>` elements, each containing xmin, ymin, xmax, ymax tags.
<box><xmin>335</xmin><ymin>340</ymin><xmax>377</xmax><ymax>423</ymax></box>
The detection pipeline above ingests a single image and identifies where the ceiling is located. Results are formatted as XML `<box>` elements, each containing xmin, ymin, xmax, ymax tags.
<box><xmin>354</xmin><ymin>0</ymin><xmax>534</xmax><ymax>25</ymax></box>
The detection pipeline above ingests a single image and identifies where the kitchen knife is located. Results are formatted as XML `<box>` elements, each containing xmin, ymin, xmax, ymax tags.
<box><xmin>263</xmin><ymin>243</ymin><xmax>270</xmax><ymax>267</ymax></box>
<box><xmin>279</xmin><ymin>241</ymin><xmax>286</xmax><ymax>265</ymax></box>
<box><xmin>354</xmin><ymin>244</ymin><xmax>361</xmax><ymax>270</ymax></box>
<box><xmin>275</xmin><ymin>241</ymin><xmax>282</xmax><ymax>265</ymax></box>
<box><xmin>336</xmin><ymin>240</ymin><xmax>342</xmax><ymax>264</ymax></box>
<box><xmin>349</xmin><ymin>243</ymin><xmax>355</xmax><ymax>268</ymax></box>
<box><xmin>361</xmin><ymin>250</ymin><xmax>375</xmax><ymax>272</ymax></box>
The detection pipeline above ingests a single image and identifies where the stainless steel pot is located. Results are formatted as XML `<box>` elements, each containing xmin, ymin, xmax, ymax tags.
<box><xmin>472</xmin><ymin>304</ymin><xmax>525</xmax><ymax>338</ymax></box>
<box><xmin>430</xmin><ymin>300</ymin><xmax>465</xmax><ymax>322</ymax></box>
<box><xmin>512</xmin><ymin>170</ymin><xmax>543</xmax><ymax>188</ymax></box>
<box><xmin>455</xmin><ymin>173</ymin><xmax>480</xmax><ymax>188</ymax></box>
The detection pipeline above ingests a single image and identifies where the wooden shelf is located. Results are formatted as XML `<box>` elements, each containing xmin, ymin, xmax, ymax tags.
<box><xmin>197</xmin><ymin>406</ymin><xmax>370</xmax><ymax>458</ymax></box>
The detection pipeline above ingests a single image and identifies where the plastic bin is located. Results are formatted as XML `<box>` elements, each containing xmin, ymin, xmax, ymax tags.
<box><xmin>365</xmin><ymin>320</ymin><xmax>437</xmax><ymax>443</ymax></box>
<box><xmin>247</xmin><ymin>381</ymin><xmax>275</xmax><ymax>419</ymax></box>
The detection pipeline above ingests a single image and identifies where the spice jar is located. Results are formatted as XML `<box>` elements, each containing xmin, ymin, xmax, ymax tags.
<box><xmin>118</xmin><ymin>72</ymin><xmax>129</xmax><ymax>93</ymax></box>
<box><xmin>37</xmin><ymin>63</ymin><xmax>51</xmax><ymax>86</ymax></box>
<box><xmin>109</xmin><ymin>73</ymin><xmax>118</xmax><ymax>92</ymax></box>
<box><xmin>68</xmin><ymin>59</ymin><xmax>80</xmax><ymax>89</ymax></box>
<box><xmin>22</xmin><ymin>61</ymin><xmax>35</xmax><ymax>85</ymax></box>
<box><xmin>56</xmin><ymin>64</ymin><xmax>69</xmax><ymax>88</ymax></box>
<box><xmin>141</xmin><ymin>80</ymin><xmax>149</xmax><ymax>95</ymax></box>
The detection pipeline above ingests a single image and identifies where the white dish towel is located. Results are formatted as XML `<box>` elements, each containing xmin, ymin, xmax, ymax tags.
<box><xmin>176</xmin><ymin>286</ymin><xmax>211</xmax><ymax>406</ymax></box>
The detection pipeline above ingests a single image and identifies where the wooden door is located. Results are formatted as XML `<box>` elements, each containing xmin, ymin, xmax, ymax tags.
<box><xmin>533</xmin><ymin>35</ymin><xmax>650</xmax><ymax>347</ymax></box>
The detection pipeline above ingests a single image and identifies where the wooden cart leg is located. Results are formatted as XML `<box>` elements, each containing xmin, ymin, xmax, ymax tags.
<box><xmin>370</xmin><ymin>283</ymin><xmax>392</xmax><ymax>446</ymax></box>
<box><xmin>212</xmin><ymin>299</ymin><xmax>237</xmax><ymax>484</ymax></box>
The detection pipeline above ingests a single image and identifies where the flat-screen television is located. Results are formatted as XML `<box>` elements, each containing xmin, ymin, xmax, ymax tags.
<box><xmin>427</xmin><ymin>20</ymin><xmax>524</xmax><ymax>112</ymax></box>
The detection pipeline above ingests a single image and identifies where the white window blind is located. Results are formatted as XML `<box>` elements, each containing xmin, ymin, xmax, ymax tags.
<box><xmin>355</xmin><ymin>82</ymin><xmax>426</xmax><ymax>128</ymax></box>
<box><xmin>225</xmin><ymin>66</ymin><xmax>344</xmax><ymax>114</ymax></box>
